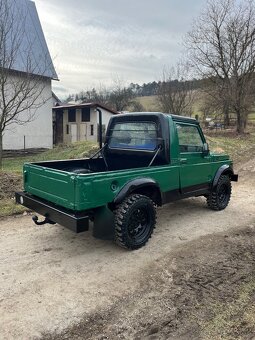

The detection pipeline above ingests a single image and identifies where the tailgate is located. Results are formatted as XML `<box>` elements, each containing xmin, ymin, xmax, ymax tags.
<box><xmin>24</xmin><ymin>163</ymin><xmax>76</xmax><ymax>210</ymax></box>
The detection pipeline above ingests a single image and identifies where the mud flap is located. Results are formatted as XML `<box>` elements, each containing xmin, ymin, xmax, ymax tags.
<box><xmin>93</xmin><ymin>206</ymin><xmax>114</xmax><ymax>240</ymax></box>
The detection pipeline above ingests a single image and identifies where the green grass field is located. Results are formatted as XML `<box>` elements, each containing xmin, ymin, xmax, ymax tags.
<box><xmin>2</xmin><ymin>141</ymin><xmax>98</xmax><ymax>174</ymax></box>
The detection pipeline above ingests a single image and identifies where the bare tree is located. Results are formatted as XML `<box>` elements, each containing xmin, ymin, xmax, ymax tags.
<box><xmin>186</xmin><ymin>0</ymin><xmax>255</xmax><ymax>133</ymax></box>
<box><xmin>129</xmin><ymin>100</ymin><xmax>145</xmax><ymax>112</ymax></box>
<box><xmin>107</xmin><ymin>77</ymin><xmax>135</xmax><ymax>112</ymax></box>
<box><xmin>199</xmin><ymin>81</ymin><xmax>232</xmax><ymax>126</ymax></box>
<box><xmin>76</xmin><ymin>85</ymin><xmax>110</xmax><ymax>106</ymax></box>
<box><xmin>73</xmin><ymin>78</ymin><xmax>135</xmax><ymax>112</ymax></box>
<box><xmin>157</xmin><ymin>62</ymin><xmax>195</xmax><ymax>116</ymax></box>
<box><xmin>0</xmin><ymin>0</ymin><xmax>50</xmax><ymax>166</ymax></box>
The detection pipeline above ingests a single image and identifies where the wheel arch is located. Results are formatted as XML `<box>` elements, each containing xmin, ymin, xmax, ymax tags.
<box><xmin>113</xmin><ymin>178</ymin><xmax>162</xmax><ymax>206</ymax></box>
<box><xmin>212</xmin><ymin>164</ymin><xmax>237</xmax><ymax>188</ymax></box>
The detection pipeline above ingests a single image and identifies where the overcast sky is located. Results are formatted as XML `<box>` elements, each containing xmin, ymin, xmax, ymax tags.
<box><xmin>34</xmin><ymin>0</ymin><xmax>207</xmax><ymax>98</ymax></box>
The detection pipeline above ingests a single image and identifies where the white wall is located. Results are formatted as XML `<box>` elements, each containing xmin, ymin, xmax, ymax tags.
<box><xmin>99</xmin><ymin>108</ymin><xmax>114</xmax><ymax>129</ymax></box>
<box><xmin>94</xmin><ymin>108</ymin><xmax>114</xmax><ymax>142</ymax></box>
<box><xmin>2</xmin><ymin>76</ymin><xmax>53</xmax><ymax>150</ymax></box>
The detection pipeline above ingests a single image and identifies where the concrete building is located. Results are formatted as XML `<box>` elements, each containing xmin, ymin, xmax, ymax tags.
<box><xmin>53</xmin><ymin>103</ymin><xmax>118</xmax><ymax>145</ymax></box>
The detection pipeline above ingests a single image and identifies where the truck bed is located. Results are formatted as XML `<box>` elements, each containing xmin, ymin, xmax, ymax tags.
<box><xmin>23</xmin><ymin>157</ymin><xmax>178</xmax><ymax>212</ymax></box>
<box><xmin>32</xmin><ymin>158</ymin><xmax>107</xmax><ymax>174</ymax></box>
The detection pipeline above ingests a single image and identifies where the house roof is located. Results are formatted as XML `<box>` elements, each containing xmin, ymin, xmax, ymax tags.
<box><xmin>53</xmin><ymin>102</ymin><xmax>119</xmax><ymax>115</ymax></box>
<box><xmin>5</xmin><ymin>0</ymin><xmax>58</xmax><ymax>80</ymax></box>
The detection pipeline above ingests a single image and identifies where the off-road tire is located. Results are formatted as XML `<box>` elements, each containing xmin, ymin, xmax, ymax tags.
<box><xmin>114</xmin><ymin>194</ymin><xmax>156</xmax><ymax>250</ymax></box>
<box><xmin>207</xmin><ymin>174</ymin><xmax>232</xmax><ymax>211</ymax></box>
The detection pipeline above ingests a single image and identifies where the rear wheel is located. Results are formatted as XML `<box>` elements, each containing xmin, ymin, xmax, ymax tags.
<box><xmin>114</xmin><ymin>194</ymin><xmax>156</xmax><ymax>250</ymax></box>
<box><xmin>207</xmin><ymin>175</ymin><xmax>231</xmax><ymax>211</ymax></box>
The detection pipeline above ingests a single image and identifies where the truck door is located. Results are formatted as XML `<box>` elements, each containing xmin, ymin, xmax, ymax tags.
<box><xmin>175</xmin><ymin>122</ymin><xmax>211</xmax><ymax>194</ymax></box>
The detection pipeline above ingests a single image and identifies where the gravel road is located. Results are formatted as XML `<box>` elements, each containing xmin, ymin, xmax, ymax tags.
<box><xmin>0</xmin><ymin>159</ymin><xmax>254</xmax><ymax>339</ymax></box>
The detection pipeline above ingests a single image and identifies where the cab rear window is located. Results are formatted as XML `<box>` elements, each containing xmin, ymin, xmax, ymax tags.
<box><xmin>109</xmin><ymin>122</ymin><xmax>157</xmax><ymax>150</ymax></box>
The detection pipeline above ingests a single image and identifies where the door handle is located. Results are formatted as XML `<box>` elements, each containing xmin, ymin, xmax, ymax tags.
<box><xmin>180</xmin><ymin>158</ymin><xmax>188</xmax><ymax>164</ymax></box>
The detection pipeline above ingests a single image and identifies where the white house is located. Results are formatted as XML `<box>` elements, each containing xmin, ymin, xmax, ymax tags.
<box><xmin>2</xmin><ymin>0</ymin><xmax>58</xmax><ymax>150</ymax></box>
<box><xmin>53</xmin><ymin>103</ymin><xmax>118</xmax><ymax>145</ymax></box>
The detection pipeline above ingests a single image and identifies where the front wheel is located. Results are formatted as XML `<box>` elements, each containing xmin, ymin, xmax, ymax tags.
<box><xmin>207</xmin><ymin>175</ymin><xmax>232</xmax><ymax>211</ymax></box>
<box><xmin>114</xmin><ymin>194</ymin><xmax>156</xmax><ymax>250</ymax></box>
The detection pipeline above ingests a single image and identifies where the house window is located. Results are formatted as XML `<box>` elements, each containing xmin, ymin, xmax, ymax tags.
<box><xmin>68</xmin><ymin>108</ymin><xmax>76</xmax><ymax>122</ymax></box>
<box><xmin>66</xmin><ymin>125</ymin><xmax>69</xmax><ymax>134</ymax></box>
<box><xmin>90</xmin><ymin>125</ymin><xmax>94</xmax><ymax>136</ymax></box>
<box><xmin>81</xmin><ymin>107</ymin><xmax>90</xmax><ymax>122</ymax></box>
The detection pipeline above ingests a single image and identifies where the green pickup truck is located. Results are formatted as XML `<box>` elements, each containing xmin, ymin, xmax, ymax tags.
<box><xmin>16</xmin><ymin>112</ymin><xmax>238</xmax><ymax>249</ymax></box>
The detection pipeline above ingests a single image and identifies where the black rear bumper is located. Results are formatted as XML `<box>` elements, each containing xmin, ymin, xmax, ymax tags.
<box><xmin>15</xmin><ymin>192</ymin><xmax>89</xmax><ymax>233</ymax></box>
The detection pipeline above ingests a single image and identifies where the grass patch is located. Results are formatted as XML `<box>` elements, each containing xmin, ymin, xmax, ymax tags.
<box><xmin>200</xmin><ymin>280</ymin><xmax>255</xmax><ymax>340</ymax></box>
<box><xmin>206</xmin><ymin>131</ymin><xmax>255</xmax><ymax>163</ymax></box>
<box><xmin>0</xmin><ymin>198</ymin><xmax>26</xmax><ymax>217</ymax></box>
<box><xmin>2</xmin><ymin>141</ymin><xmax>98</xmax><ymax>174</ymax></box>
<box><xmin>137</xmin><ymin>95</ymin><xmax>160</xmax><ymax>111</ymax></box>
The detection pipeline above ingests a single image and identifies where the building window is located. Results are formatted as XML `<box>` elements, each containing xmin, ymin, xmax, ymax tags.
<box><xmin>90</xmin><ymin>125</ymin><xmax>94</xmax><ymax>136</ymax></box>
<box><xmin>81</xmin><ymin>107</ymin><xmax>90</xmax><ymax>122</ymax></box>
<box><xmin>66</xmin><ymin>125</ymin><xmax>69</xmax><ymax>134</ymax></box>
<box><xmin>68</xmin><ymin>108</ymin><xmax>76</xmax><ymax>122</ymax></box>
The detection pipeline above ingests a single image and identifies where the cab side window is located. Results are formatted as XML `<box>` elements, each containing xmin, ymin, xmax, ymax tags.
<box><xmin>176</xmin><ymin>123</ymin><xmax>204</xmax><ymax>153</ymax></box>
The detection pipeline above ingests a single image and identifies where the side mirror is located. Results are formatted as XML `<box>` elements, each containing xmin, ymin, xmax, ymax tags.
<box><xmin>202</xmin><ymin>142</ymin><xmax>209</xmax><ymax>156</ymax></box>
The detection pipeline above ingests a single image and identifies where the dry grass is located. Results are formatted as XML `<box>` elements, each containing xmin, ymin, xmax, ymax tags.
<box><xmin>206</xmin><ymin>131</ymin><xmax>255</xmax><ymax>164</ymax></box>
<box><xmin>136</xmin><ymin>95</ymin><xmax>160</xmax><ymax>111</ymax></box>
<box><xmin>200</xmin><ymin>280</ymin><xmax>255</xmax><ymax>339</ymax></box>
<box><xmin>0</xmin><ymin>199</ymin><xmax>26</xmax><ymax>217</ymax></box>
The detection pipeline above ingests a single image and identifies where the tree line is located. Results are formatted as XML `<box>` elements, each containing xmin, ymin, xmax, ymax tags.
<box><xmin>64</xmin><ymin>77</ymin><xmax>205</xmax><ymax>113</ymax></box>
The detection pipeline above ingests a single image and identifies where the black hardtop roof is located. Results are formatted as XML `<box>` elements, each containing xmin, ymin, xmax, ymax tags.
<box><xmin>115</xmin><ymin>112</ymin><xmax>198</xmax><ymax>124</ymax></box>
<box><xmin>170</xmin><ymin>113</ymin><xmax>198</xmax><ymax>124</ymax></box>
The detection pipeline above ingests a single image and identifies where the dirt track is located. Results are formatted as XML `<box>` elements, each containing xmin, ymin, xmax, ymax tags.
<box><xmin>0</xmin><ymin>159</ymin><xmax>254</xmax><ymax>339</ymax></box>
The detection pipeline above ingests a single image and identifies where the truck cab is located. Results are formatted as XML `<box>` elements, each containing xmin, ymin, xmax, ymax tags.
<box><xmin>105</xmin><ymin>113</ymin><xmax>211</xmax><ymax>191</ymax></box>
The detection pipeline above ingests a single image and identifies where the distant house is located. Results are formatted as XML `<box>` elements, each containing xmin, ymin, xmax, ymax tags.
<box><xmin>53</xmin><ymin>103</ymin><xmax>118</xmax><ymax>145</ymax></box>
<box><xmin>2</xmin><ymin>0</ymin><xmax>58</xmax><ymax>151</ymax></box>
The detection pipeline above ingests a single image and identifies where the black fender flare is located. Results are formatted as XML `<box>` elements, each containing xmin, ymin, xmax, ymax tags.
<box><xmin>212</xmin><ymin>165</ymin><xmax>238</xmax><ymax>188</ymax></box>
<box><xmin>113</xmin><ymin>178</ymin><xmax>162</xmax><ymax>206</ymax></box>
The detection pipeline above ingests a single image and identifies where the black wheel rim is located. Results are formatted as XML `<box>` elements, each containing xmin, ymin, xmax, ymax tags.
<box><xmin>127</xmin><ymin>207</ymin><xmax>151</xmax><ymax>243</ymax></box>
<box><xmin>218</xmin><ymin>183</ymin><xmax>230</xmax><ymax>205</ymax></box>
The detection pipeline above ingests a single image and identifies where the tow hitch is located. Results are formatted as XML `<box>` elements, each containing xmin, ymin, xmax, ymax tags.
<box><xmin>32</xmin><ymin>215</ymin><xmax>56</xmax><ymax>226</ymax></box>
